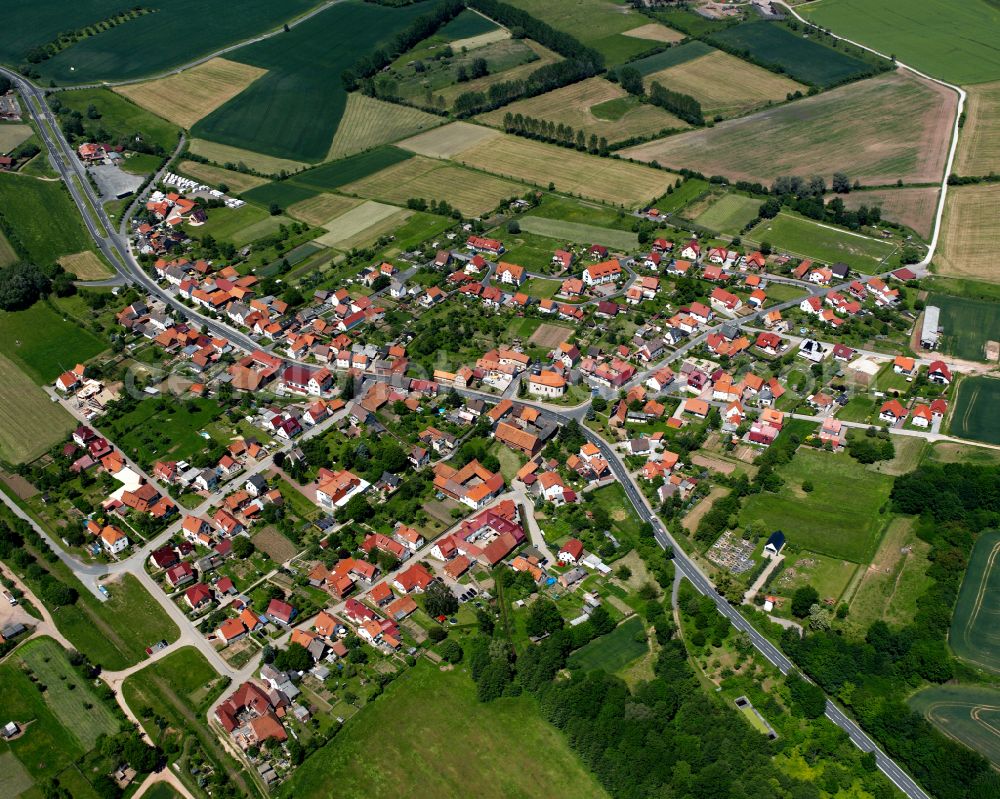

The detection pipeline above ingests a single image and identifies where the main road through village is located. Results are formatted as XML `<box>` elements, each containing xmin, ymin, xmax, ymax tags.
<box><xmin>0</xmin><ymin>30</ymin><xmax>956</xmax><ymax>794</ymax></box>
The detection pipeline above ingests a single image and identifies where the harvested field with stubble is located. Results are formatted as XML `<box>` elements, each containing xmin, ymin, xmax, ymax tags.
<box><xmin>957</xmin><ymin>80</ymin><xmax>1000</xmax><ymax>176</ymax></box>
<box><xmin>841</xmin><ymin>187</ymin><xmax>939</xmax><ymax>239</ymax></box>
<box><xmin>0</xmin><ymin>123</ymin><xmax>32</xmax><ymax>153</ymax></box>
<box><xmin>621</xmin><ymin>22</ymin><xmax>684</xmax><ymax>43</ymax></box>
<box><xmin>58</xmin><ymin>251</ymin><xmax>112</xmax><ymax>280</ymax></box>
<box><xmin>935</xmin><ymin>184</ymin><xmax>1000</xmax><ymax>281</ymax></box>
<box><xmin>287</xmin><ymin>194</ymin><xmax>362</xmax><ymax>227</ymax></box>
<box><xmin>188</xmin><ymin>138</ymin><xmax>306</xmax><ymax>174</ymax></box>
<box><xmin>116</xmin><ymin>58</ymin><xmax>267</xmax><ymax>128</ymax></box>
<box><xmin>621</xmin><ymin>72</ymin><xmax>956</xmax><ymax>186</ymax></box>
<box><xmin>454</xmin><ymin>134</ymin><xmax>675</xmax><ymax>207</ymax></box>
<box><xmin>315</xmin><ymin>201</ymin><xmax>411</xmax><ymax>249</ymax></box>
<box><xmin>478</xmin><ymin>78</ymin><xmax>688</xmax><ymax>144</ymax></box>
<box><xmin>327</xmin><ymin>94</ymin><xmax>444</xmax><ymax>161</ymax></box>
<box><xmin>341</xmin><ymin>156</ymin><xmax>521</xmax><ymax>216</ymax></box>
<box><xmin>646</xmin><ymin>50</ymin><xmax>805</xmax><ymax>119</ymax></box>
<box><xmin>0</xmin><ymin>353</ymin><xmax>75</xmax><ymax>463</ymax></box>
<box><xmin>400</xmin><ymin>121</ymin><xmax>501</xmax><ymax>159</ymax></box>
<box><xmin>177</xmin><ymin>160</ymin><xmax>269</xmax><ymax>192</ymax></box>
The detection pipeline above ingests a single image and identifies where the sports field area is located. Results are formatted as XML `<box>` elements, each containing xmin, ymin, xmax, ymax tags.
<box><xmin>0</xmin><ymin>0</ymin><xmax>316</xmax><ymax>83</ymax></box>
<box><xmin>116</xmin><ymin>58</ymin><xmax>267</xmax><ymax>129</ymax></box>
<box><xmin>739</xmin><ymin>447</ymin><xmax>894</xmax><ymax>563</ymax></box>
<box><xmin>339</xmin><ymin>155</ymin><xmax>521</xmax><ymax>217</ymax></box>
<box><xmin>909</xmin><ymin>685</ymin><xmax>1000</xmax><ymax>768</ymax></box>
<box><xmin>0</xmin><ymin>172</ymin><xmax>95</xmax><ymax>265</ymax></box>
<box><xmin>645</xmin><ymin>49</ymin><xmax>805</xmax><ymax>119</ymax></box>
<box><xmin>567</xmin><ymin>616</ymin><xmax>648</xmax><ymax>673</ymax></box>
<box><xmin>708</xmin><ymin>20</ymin><xmax>875</xmax><ymax>87</ymax></box>
<box><xmin>950</xmin><ymin>376</ymin><xmax>1000</xmax><ymax>444</ymax></box>
<box><xmin>327</xmin><ymin>94</ymin><xmax>443</xmax><ymax>161</ymax></box>
<box><xmin>621</xmin><ymin>72</ymin><xmax>955</xmax><ymax>187</ymax></box>
<box><xmin>453</xmin><ymin>132</ymin><xmax>675</xmax><ymax>207</ymax></box>
<box><xmin>277</xmin><ymin>662</ymin><xmax>609</xmax><ymax>799</ymax></box>
<box><xmin>841</xmin><ymin>187</ymin><xmax>938</xmax><ymax>239</ymax></box>
<box><xmin>949</xmin><ymin>529</ymin><xmax>1000</xmax><ymax>673</ymax></box>
<box><xmin>692</xmin><ymin>193</ymin><xmax>762</xmax><ymax>235</ymax></box>
<box><xmin>956</xmin><ymin>80</ymin><xmax>1000</xmax><ymax>177</ymax></box>
<box><xmin>519</xmin><ymin>216</ymin><xmax>639</xmax><ymax>251</ymax></box>
<box><xmin>477</xmin><ymin>78</ymin><xmax>688</xmax><ymax>144</ymax></box>
<box><xmin>935</xmin><ymin>184</ymin><xmax>1000</xmax><ymax>282</ymax></box>
<box><xmin>506</xmin><ymin>0</ymin><xmax>664</xmax><ymax>64</ymax></box>
<box><xmin>749</xmin><ymin>213</ymin><xmax>895</xmax><ymax>270</ymax></box>
<box><xmin>925</xmin><ymin>292</ymin><xmax>1000</xmax><ymax>362</ymax></box>
<box><xmin>193</xmin><ymin>1</ymin><xmax>427</xmax><ymax>162</ymax></box>
<box><xmin>802</xmin><ymin>0</ymin><xmax>1000</xmax><ymax>85</ymax></box>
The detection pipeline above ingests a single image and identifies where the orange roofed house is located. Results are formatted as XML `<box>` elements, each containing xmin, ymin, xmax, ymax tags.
<box><xmin>315</xmin><ymin>468</ymin><xmax>370</xmax><ymax>511</ymax></box>
<box><xmin>433</xmin><ymin>459</ymin><xmax>504</xmax><ymax>510</ymax></box>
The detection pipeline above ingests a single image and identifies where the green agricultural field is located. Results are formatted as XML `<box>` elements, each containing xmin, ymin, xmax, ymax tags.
<box><xmin>950</xmin><ymin>376</ymin><xmax>1000</xmax><ymax>445</ymax></box>
<box><xmin>191</xmin><ymin>203</ymin><xmax>292</xmax><ymax>246</ymax></box>
<box><xmin>740</xmin><ymin>447</ymin><xmax>894</xmax><ymax>563</ymax></box>
<box><xmin>909</xmin><ymin>684</ymin><xmax>1000</xmax><ymax>768</ymax></box>
<box><xmin>2</xmin><ymin>0</ymin><xmax>317</xmax><ymax>84</ymax></box>
<box><xmin>803</xmin><ymin>0</ymin><xmax>1000</xmax><ymax>85</ymax></box>
<box><xmin>240</xmin><ymin>181</ymin><xmax>319</xmax><ymax>208</ymax></box>
<box><xmin>0</xmin><ymin>300</ymin><xmax>106</xmax><ymax>384</ymax></box>
<box><xmin>193</xmin><ymin>1</ymin><xmax>427</xmax><ymax>162</ymax></box>
<box><xmin>568</xmin><ymin>616</ymin><xmax>648</xmax><ymax>673</ymax></box>
<box><xmin>0</xmin><ymin>172</ymin><xmax>94</xmax><ymax>266</ymax></box>
<box><xmin>627</xmin><ymin>41</ymin><xmax>714</xmax><ymax>76</ymax></box>
<box><xmin>651</xmin><ymin>177</ymin><xmax>710</xmax><ymax>215</ymax></box>
<box><xmin>750</xmin><ymin>213</ymin><xmax>895</xmax><ymax>270</ymax></box>
<box><xmin>949</xmin><ymin>529</ymin><xmax>1000</xmax><ymax>673</ymax></box>
<box><xmin>519</xmin><ymin>216</ymin><xmax>639</xmax><ymax>251</ymax></box>
<box><xmin>708</xmin><ymin>20</ymin><xmax>875</xmax><ymax>87</ymax></box>
<box><xmin>53</xmin><ymin>88</ymin><xmax>180</xmax><ymax>153</ymax></box>
<box><xmin>389</xmin><ymin>212</ymin><xmax>454</xmax><ymax>251</ymax></box>
<box><xmin>102</xmin><ymin>397</ymin><xmax>227</xmax><ymax>468</ymax></box>
<box><xmin>529</xmin><ymin>196</ymin><xmax>635</xmax><ymax>229</ymax></box>
<box><xmin>502</xmin><ymin>230</ymin><xmax>576</xmax><ymax>273</ymax></box>
<box><xmin>925</xmin><ymin>293</ymin><xmax>1000</xmax><ymax>362</ymax></box>
<box><xmin>16</xmin><ymin>637</ymin><xmax>120</xmax><ymax>750</ymax></box>
<box><xmin>290</xmin><ymin>146</ymin><xmax>414</xmax><ymax>191</ymax></box>
<box><xmin>0</xmin><ymin>351</ymin><xmax>76</xmax><ymax>463</ymax></box>
<box><xmin>693</xmin><ymin>193</ymin><xmax>762</xmax><ymax>234</ymax></box>
<box><xmin>278</xmin><ymin>662</ymin><xmax>609</xmax><ymax>799</ymax></box>
<box><xmin>439</xmin><ymin>9</ymin><xmax>500</xmax><ymax>39</ymax></box>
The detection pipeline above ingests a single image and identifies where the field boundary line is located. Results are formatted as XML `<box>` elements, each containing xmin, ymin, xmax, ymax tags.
<box><xmin>780</xmin><ymin>1</ymin><xmax>965</xmax><ymax>269</ymax></box>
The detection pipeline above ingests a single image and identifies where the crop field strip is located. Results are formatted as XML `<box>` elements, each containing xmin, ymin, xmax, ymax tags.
<box><xmin>439</xmin><ymin>8</ymin><xmax>501</xmax><ymax>40</ymax></box>
<box><xmin>949</xmin><ymin>529</ymin><xmax>1000</xmax><ymax>673</ymax></box>
<box><xmin>327</xmin><ymin>94</ymin><xmax>444</xmax><ymax>162</ymax></box>
<box><xmin>176</xmin><ymin>160</ymin><xmax>269</xmax><ymax>193</ymax></box>
<box><xmin>0</xmin><ymin>123</ymin><xmax>33</xmax><ymax>153</ymax></box>
<box><xmin>518</xmin><ymin>216</ymin><xmax>639</xmax><ymax>251</ymax></box>
<box><xmin>621</xmin><ymin>72</ymin><xmax>955</xmax><ymax>187</ymax></box>
<box><xmin>314</xmin><ymin>201</ymin><xmax>410</xmax><ymax>249</ymax></box>
<box><xmin>399</xmin><ymin>121</ymin><xmax>501</xmax><ymax>159</ymax></box>
<box><xmin>956</xmin><ymin>80</ymin><xmax>1000</xmax><ymax>176</ymax></box>
<box><xmin>187</xmin><ymin>138</ymin><xmax>307</xmax><ymax>174</ymax></box>
<box><xmin>909</xmin><ymin>685</ymin><xmax>1000</xmax><ymax>768</ymax></box>
<box><xmin>803</xmin><ymin>0</ymin><xmax>1000</xmax><ymax>85</ymax></box>
<box><xmin>58</xmin><ymin>251</ymin><xmax>113</xmax><ymax>280</ymax></box>
<box><xmin>193</xmin><ymin>1</ymin><xmax>430</xmax><ymax>163</ymax></box>
<box><xmin>452</xmin><ymin>132</ymin><xmax>676</xmax><ymax>207</ymax></box>
<box><xmin>644</xmin><ymin>50</ymin><xmax>806</xmax><ymax>119</ymax></box>
<box><xmin>115</xmin><ymin>58</ymin><xmax>267</xmax><ymax>129</ymax></box>
<box><xmin>925</xmin><ymin>292</ymin><xmax>1000</xmax><ymax>362</ymax></box>
<box><xmin>339</xmin><ymin>155</ymin><xmax>522</xmax><ymax>217</ymax></box>
<box><xmin>692</xmin><ymin>193</ymin><xmax>762</xmax><ymax>235</ymax></box>
<box><xmin>620</xmin><ymin>22</ymin><xmax>684</xmax><ymax>44</ymax></box>
<box><xmin>0</xmin><ymin>0</ymin><xmax>317</xmax><ymax>84</ymax></box>
<box><xmin>935</xmin><ymin>184</ymin><xmax>1000</xmax><ymax>282</ymax></box>
<box><xmin>707</xmin><ymin>20</ymin><xmax>873</xmax><ymax>87</ymax></box>
<box><xmin>0</xmin><ymin>351</ymin><xmax>76</xmax><ymax>463</ymax></box>
<box><xmin>239</xmin><ymin>181</ymin><xmax>319</xmax><ymax>209</ymax></box>
<box><xmin>950</xmin><ymin>376</ymin><xmax>1000</xmax><ymax>445</ymax></box>
<box><xmin>286</xmin><ymin>194</ymin><xmax>363</xmax><ymax>227</ymax></box>
<box><xmin>477</xmin><ymin>77</ymin><xmax>689</xmax><ymax>144</ymax></box>
<box><xmin>627</xmin><ymin>41</ymin><xmax>714</xmax><ymax>76</ymax></box>
<box><xmin>840</xmin><ymin>187</ymin><xmax>938</xmax><ymax>240</ymax></box>
<box><xmin>289</xmin><ymin>145</ymin><xmax>414</xmax><ymax>191</ymax></box>
<box><xmin>749</xmin><ymin>212</ymin><xmax>895</xmax><ymax>270</ymax></box>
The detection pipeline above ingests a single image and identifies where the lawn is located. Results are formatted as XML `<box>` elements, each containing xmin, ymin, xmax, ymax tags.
<box><xmin>909</xmin><ymin>685</ymin><xmax>1000</xmax><ymax>768</ymax></box>
<box><xmin>844</xmin><ymin>517</ymin><xmax>931</xmax><ymax>638</ymax></box>
<box><xmin>590</xmin><ymin>482</ymin><xmax>645</xmax><ymax>542</ymax></box>
<box><xmin>193</xmin><ymin>1</ymin><xmax>428</xmax><ymax>162</ymax></box>
<box><xmin>277</xmin><ymin>661</ymin><xmax>609</xmax><ymax>799</ymax></box>
<box><xmin>54</xmin><ymin>88</ymin><xmax>180</xmax><ymax>153</ymax></box>
<box><xmin>518</xmin><ymin>216</ymin><xmax>639</xmax><ymax>250</ymax></box>
<box><xmin>501</xmin><ymin>230</ymin><xmax>575</xmax><ymax>273</ymax></box>
<box><xmin>0</xmin><ymin>300</ymin><xmax>106</xmax><ymax>384</ymax></box>
<box><xmin>385</xmin><ymin>211</ymin><xmax>454</xmax><ymax>251</ymax></box>
<box><xmin>749</xmin><ymin>213</ymin><xmax>895</xmax><ymax>270</ymax></box>
<box><xmin>0</xmin><ymin>352</ymin><xmax>76</xmax><ymax>463</ymax></box>
<box><xmin>522</xmin><ymin>278</ymin><xmax>561</xmax><ymax>299</ymax></box>
<box><xmin>103</xmin><ymin>397</ymin><xmax>226</xmax><ymax>467</ymax></box>
<box><xmin>949</xmin><ymin>529</ymin><xmax>1000</xmax><ymax>674</ymax></box>
<box><xmin>693</xmin><ymin>193</ymin><xmax>762</xmax><ymax>235</ymax></box>
<box><xmin>622</xmin><ymin>71</ymin><xmax>955</xmax><ymax>187</ymax></box>
<box><xmin>651</xmin><ymin>177</ymin><xmax>710</xmax><ymax>215</ymax></box>
<box><xmin>16</xmin><ymin>637</ymin><xmax>120</xmax><ymax>750</ymax></box>
<box><xmin>530</xmin><ymin>195</ymin><xmax>635</xmax><ymax>229</ymax></box>
<box><xmin>708</xmin><ymin>20</ymin><xmax>876</xmax><ymax>88</ymax></box>
<box><xmin>567</xmin><ymin>616</ymin><xmax>648</xmax><ymax>673</ymax></box>
<box><xmin>740</xmin><ymin>447</ymin><xmax>894</xmax><ymax>563</ymax></box>
<box><xmin>2</xmin><ymin>0</ymin><xmax>317</xmax><ymax>84</ymax></box>
<box><xmin>949</xmin><ymin>376</ymin><xmax>1000</xmax><ymax>445</ymax></box>
<box><xmin>0</xmin><ymin>172</ymin><xmax>95</xmax><ymax>265</ymax></box>
<box><xmin>803</xmin><ymin>0</ymin><xmax>1000</xmax><ymax>85</ymax></box>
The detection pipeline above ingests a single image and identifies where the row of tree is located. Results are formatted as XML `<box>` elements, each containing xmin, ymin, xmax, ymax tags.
<box><xmin>452</xmin><ymin>58</ymin><xmax>600</xmax><ymax>115</ymax></box>
<box><xmin>500</xmin><ymin>112</ymin><xmax>609</xmax><ymax>155</ymax></box>
<box><xmin>648</xmin><ymin>81</ymin><xmax>704</xmax><ymax>126</ymax></box>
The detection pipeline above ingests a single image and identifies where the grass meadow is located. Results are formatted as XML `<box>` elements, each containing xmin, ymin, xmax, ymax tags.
<box><xmin>949</xmin><ymin>529</ymin><xmax>1000</xmax><ymax>673</ymax></box>
<box><xmin>909</xmin><ymin>685</ymin><xmax>1000</xmax><ymax>767</ymax></box>
<box><xmin>949</xmin><ymin>376</ymin><xmax>1000</xmax><ymax>445</ymax></box>
<box><xmin>0</xmin><ymin>172</ymin><xmax>95</xmax><ymax>266</ymax></box>
<box><xmin>926</xmin><ymin>293</ymin><xmax>1000</xmax><ymax>362</ymax></box>
<box><xmin>693</xmin><ymin>193</ymin><xmax>762</xmax><ymax>234</ymax></box>
<box><xmin>740</xmin><ymin>447</ymin><xmax>894</xmax><ymax>563</ymax></box>
<box><xmin>568</xmin><ymin>616</ymin><xmax>648</xmax><ymax>673</ymax></box>
<box><xmin>277</xmin><ymin>661</ymin><xmax>609</xmax><ymax>799</ymax></box>
<box><xmin>0</xmin><ymin>351</ymin><xmax>76</xmax><ymax>463</ymax></box>
<box><xmin>0</xmin><ymin>300</ymin><xmax>106</xmax><ymax>384</ymax></box>
<box><xmin>519</xmin><ymin>216</ymin><xmax>639</xmax><ymax>250</ymax></box>
<box><xmin>55</xmin><ymin>88</ymin><xmax>180</xmax><ymax>153</ymax></box>
<box><xmin>749</xmin><ymin>213</ymin><xmax>895</xmax><ymax>270</ymax></box>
